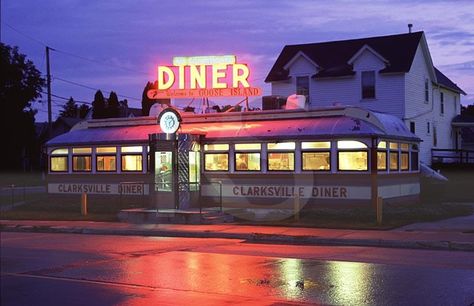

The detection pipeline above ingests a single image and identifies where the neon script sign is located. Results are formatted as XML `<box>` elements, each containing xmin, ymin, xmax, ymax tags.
<box><xmin>147</xmin><ymin>55</ymin><xmax>262</xmax><ymax>99</ymax></box>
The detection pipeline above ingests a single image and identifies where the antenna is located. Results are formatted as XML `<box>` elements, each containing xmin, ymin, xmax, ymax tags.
<box><xmin>408</xmin><ymin>24</ymin><xmax>413</xmax><ymax>33</ymax></box>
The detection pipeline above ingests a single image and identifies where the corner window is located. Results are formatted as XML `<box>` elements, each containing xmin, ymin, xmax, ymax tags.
<box><xmin>296</xmin><ymin>76</ymin><xmax>309</xmax><ymax>103</ymax></box>
<box><xmin>50</xmin><ymin>148</ymin><xmax>69</xmax><ymax>172</ymax></box>
<box><xmin>361</xmin><ymin>71</ymin><xmax>375</xmax><ymax>99</ymax></box>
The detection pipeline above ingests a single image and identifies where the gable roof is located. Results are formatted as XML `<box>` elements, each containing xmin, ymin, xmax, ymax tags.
<box><xmin>434</xmin><ymin>67</ymin><xmax>466</xmax><ymax>95</ymax></box>
<box><xmin>265</xmin><ymin>31</ymin><xmax>424</xmax><ymax>82</ymax></box>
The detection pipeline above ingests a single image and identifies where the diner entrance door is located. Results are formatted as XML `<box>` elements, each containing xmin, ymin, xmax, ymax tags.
<box><xmin>149</xmin><ymin>133</ymin><xmax>201</xmax><ymax>210</ymax></box>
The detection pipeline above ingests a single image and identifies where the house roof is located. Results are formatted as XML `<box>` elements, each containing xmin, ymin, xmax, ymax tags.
<box><xmin>434</xmin><ymin>67</ymin><xmax>466</xmax><ymax>94</ymax></box>
<box><xmin>265</xmin><ymin>32</ymin><xmax>424</xmax><ymax>82</ymax></box>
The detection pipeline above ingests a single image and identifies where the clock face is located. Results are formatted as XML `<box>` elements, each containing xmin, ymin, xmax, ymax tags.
<box><xmin>159</xmin><ymin>111</ymin><xmax>180</xmax><ymax>134</ymax></box>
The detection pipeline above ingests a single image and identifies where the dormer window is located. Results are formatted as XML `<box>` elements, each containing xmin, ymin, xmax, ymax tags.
<box><xmin>361</xmin><ymin>71</ymin><xmax>375</xmax><ymax>99</ymax></box>
<box><xmin>296</xmin><ymin>76</ymin><xmax>310</xmax><ymax>103</ymax></box>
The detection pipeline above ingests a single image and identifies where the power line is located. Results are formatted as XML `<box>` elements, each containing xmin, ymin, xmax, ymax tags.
<box><xmin>53</xmin><ymin>76</ymin><xmax>141</xmax><ymax>101</ymax></box>
<box><xmin>2</xmin><ymin>22</ymin><xmax>47</xmax><ymax>47</ymax></box>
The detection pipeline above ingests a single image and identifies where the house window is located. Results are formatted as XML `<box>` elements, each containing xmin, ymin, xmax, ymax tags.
<box><xmin>361</xmin><ymin>71</ymin><xmax>375</xmax><ymax>99</ymax></box>
<box><xmin>440</xmin><ymin>92</ymin><xmax>444</xmax><ymax>114</ymax></box>
<box><xmin>427</xmin><ymin>122</ymin><xmax>431</xmax><ymax>134</ymax></box>
<box><xmin>425</xmin><ymin>79</ymin><xmax>429</xmax><ymax>102</ymax></box>
<box><xmin>454</xmin><ymin>96</ymin><xmax>457</xmax><ymax>113</ymax></box>
<box><xmin>410</xmin><ymin>122</ymin><xmax>416</xmax><ymax>133</ymax></box>
<box><xmin>296</xmin><ymin>76</ymin><xmax>309</xmax><ymax>103</ymax></box>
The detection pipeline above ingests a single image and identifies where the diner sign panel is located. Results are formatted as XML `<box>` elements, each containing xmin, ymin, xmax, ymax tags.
<box><xmin>48</xmin><ymin>183</ymin><xmax>149</xmax><ymax>195</ymax></box>
<box><xmin>148</xmin><ymin>55</ymin><xmax>262</xmax><ymax>99</ymax></box>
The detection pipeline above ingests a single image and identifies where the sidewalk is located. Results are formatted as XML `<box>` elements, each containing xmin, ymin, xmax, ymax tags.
<box><xmin>1</xmin><ymin>219</ymin><xmax>473</xmax><ymax>252</ymax></box>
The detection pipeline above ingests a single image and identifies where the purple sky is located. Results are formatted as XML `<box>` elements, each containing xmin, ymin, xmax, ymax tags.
<box><xmin>2</xmin><ymin>0</ymin><xmax>474</xmax><ymax>121</ymax></box>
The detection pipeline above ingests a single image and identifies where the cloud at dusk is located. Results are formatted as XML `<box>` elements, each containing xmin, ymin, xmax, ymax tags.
<box><xmin>2</xmin><ymin>0</ymin><xmax>473</xmax><ymax>120</ymax></box>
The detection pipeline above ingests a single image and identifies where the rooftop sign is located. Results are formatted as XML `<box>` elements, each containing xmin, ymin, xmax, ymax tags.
<box><xmin>147</xmin><ymin>55</ymin><xmax>262</xmax><ymax>99</ymax></box>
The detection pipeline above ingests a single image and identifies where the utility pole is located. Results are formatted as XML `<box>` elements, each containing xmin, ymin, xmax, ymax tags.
<box><xmin>46</xmin><ymin>46</ymin><xmax>53</xmax><ymax>137</ymax></box>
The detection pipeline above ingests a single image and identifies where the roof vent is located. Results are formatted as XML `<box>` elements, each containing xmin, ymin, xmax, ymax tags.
<box><xmin>408</xmin><ymin>24</ymin><xmax>413</xmax><ymax>33</ymax></box>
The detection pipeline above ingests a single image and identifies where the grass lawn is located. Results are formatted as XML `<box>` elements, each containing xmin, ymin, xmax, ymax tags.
<box><xmin>0</xmin><ymin>172</ymin><xmax>44</xmax><ymax>187</ymax></box>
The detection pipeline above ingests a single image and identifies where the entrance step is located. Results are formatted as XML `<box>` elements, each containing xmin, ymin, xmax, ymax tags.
<box><xmin>118</xmin><ymin>208</ymin><xmax>234</xmax><ymax>224</ymax></box>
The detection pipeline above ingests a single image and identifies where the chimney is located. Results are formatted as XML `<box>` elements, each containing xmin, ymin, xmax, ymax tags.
<box><xmin>408</xmin><ymin>24</ymin><xmax>413</xmax><ymax>33</ymax></box>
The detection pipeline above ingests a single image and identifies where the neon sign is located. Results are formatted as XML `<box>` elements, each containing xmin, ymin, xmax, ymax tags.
<box><xmin>147</xmin><ymin>55</ymin><xmax>262</xmax><ymax>99</ymax></box>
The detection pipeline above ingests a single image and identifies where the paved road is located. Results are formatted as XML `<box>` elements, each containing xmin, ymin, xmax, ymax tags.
<box><xmin>1</xmin><ymin>232</ymin><xmax>474</xmax><ymax>305</ymax></box>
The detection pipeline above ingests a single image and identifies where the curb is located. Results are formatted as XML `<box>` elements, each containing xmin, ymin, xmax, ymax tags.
<box><xmin>2</xmin><ymin>224</ymin><xmax>473</xmax><ymax>252</ymax></box>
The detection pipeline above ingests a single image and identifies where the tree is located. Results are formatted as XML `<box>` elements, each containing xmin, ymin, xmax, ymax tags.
<box><xmin>461</xmin><ymin>104</ymin><xmax>474</xmax><ymax>116</ymax></box>
<box><xmin>141</xmin><ymin>81</ymin><xmax>155</xmax><ymax>116</ymax></box>
<box><xmin>78</xmin><ymin>104</ymin><xmax>91</xmax><ymax>118</ymax></box>
<box><xmin>0</xmin><ymin>43</ymin><xmax>45</xmax><ymax>171</ymax></box>
<box><xmin>107</xmin><ymin>91</ymin><xmax>120</xmax><ymax>118</ymax></box>
<box><xmin>59</xmin><ymin>97</ymin><xmax>78</xmax><ymax>118</ymax></box>
<box><xmin>92</xmin><ymin>90</ymin><xmax>106</xmax><ymax>119</ymax></box>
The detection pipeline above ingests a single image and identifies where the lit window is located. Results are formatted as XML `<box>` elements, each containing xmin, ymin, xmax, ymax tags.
<box><xmin>73</xmin><ymin>147</ymin><xmax>92</xmax><ymax>154</ymax></box>
<box><xmin>51</xmin><ymin>148</ymin><xmax>68</xmax><ymax>155</ymax></box>
<box><xmin>389</xmin><ymin>142</ymin><xmax>399</xmax><ymax>150</ymax></box>
<box><xmin>377</xmin><ymin>151</ymin><xmax>387</xmax><ymax>171</ymax></box>
<box><xmin>302</xmin><ymin>141</ymin><xmax>331</xmax><ymax>149</ymax></box>
<box><xmin>377</xmin><ymin>141</ymin><xmax>387</xmax><ymax>149</ymax></box>
<box><xmin>189</xmin><ymin>151</ymin><xmax>200</xmax><ymax>190</ymax></box>
<box><xmin>390</xmin><ymin>152</ymin><xmax>399</xmax><ymax>171</ymax></box>
<box><xmin>235</xmin><ymin>143</ymin><xmax>261</xmax><ymax>151</ymax></box>
<box><xmin>121</xmin><ymin>146</ymin><xmax>143</xmax><ymax>153</ymax></box>
<box><xmin>400</xmin><ymin>143</ymin><xmax>409</xmax><ymax>151</ymax></box>
<box><xmin>204</xmin><ymin>153</ymin><xmax>228</xmax><ymax>171</ymax></box>
<box><xmin>268</xmin><ymin>153</ymin><xmax>294</xmax><ymax>171</ymax></box>
<box><xmin>361</xmin><ymin>71</ymin><xmax>375</xmax><ymax>99</ymax></box>
<box><xmin>401</xmin><ymin>152</ymin><xmax>409</xmax><ymax>171</ymax></box>
<box><xmin>97</xmin><ymin>155</ymin><xmax>116</xmax><ymax>172</ymax></box>
<box><xmin>204</xmin><ymin>144</ymin><xmax>229</xmax><ymax>151</ymax></box>
<box><xmin>121</xmin><ymin>155</ymin><xmax>142</xmax><ymax>171</ymax></box>
<box><xmin>338</xmin><ymin>152</ymin><xmax>368</xmax><ymax>171</ymax></box>
<box><xmin>267</xmin><ymin>142</ymin><xmax>296</xmax><ymax>150</ymax></box>
<box><xmin>73</xmin><ymin>156</ymin><xmax>91</xmax><ymax>172</ymax></box>
<box><xmin>337</xmin><ymin>140</ymin><xmax>367</xmax><ymax>149</ymax></box>
<box><xmin>50</xmin><ymin>157</ymin><xmax>68</xmax><ymax>172</ymax></box>
<box><xmin>235</xmin><ymin>153</ymin><xmax>261</xmax><ymax>171</ymax></box>
<box><xmin>302</xmin><ymin>152</ymin><xmax>330</xmax><ymax>171</ymax></box>
<box><xmin>96</xmin><ymin>147</ymin><xmax>116</xmax><ymax>154</ymax></box>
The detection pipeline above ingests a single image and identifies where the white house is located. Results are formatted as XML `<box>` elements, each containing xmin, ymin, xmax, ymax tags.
<box><xmin>265</xmin><ymin>31</ymin><xmax>466</xmax><ymax>165</ymax></box>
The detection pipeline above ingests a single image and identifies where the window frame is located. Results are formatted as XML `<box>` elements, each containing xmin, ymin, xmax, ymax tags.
<box><xmin>301</xmin><ymin>151</ymin><xmax>331</xmax><ymax>172</ymax></box>
<box><xmin>337</xmin><ymin>150</ymin><xmax>369</xmax><ymax>172</ymax></box>
<box><xmin>96</xmin><ymin>154</ymin><xmax>117</xmax><ymax>172</ymax></box>
<box><xmin>121</xmin><ymin>154</ymin><xmax>143</xmax><ymax>172</ymax></box>
<box><xmin>50</xmin><ymin>155</ymin><xmax>68</xmax><ymax>173</ymax></box>
<box><xmin>234</xmin><ymin>152</ymin><xmax>261</xmax><ymax>172</ymax></box>
<box><xmin>204</xmin><ymin>152</ymin><xmax>229</xmax><ymax>172</ymax></box>
<box><xmin>296</xmin><ymin>76</ymin><xmax>310</xmax><ymax>102</ymax></box>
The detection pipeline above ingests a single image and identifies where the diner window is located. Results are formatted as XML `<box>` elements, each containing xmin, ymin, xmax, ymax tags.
<box><xmin>50</xmin><ymin>156</ymin><xmax>68</xmax><ymax>172</ymax></box>
<box><xmin>389</xmin><ymin>142</ymin><xmax>399</xmax><ymax>150</ymax></box>
<box><xmin>121</xmin><ymin>155</ymin><xmax>142</xmax><ymax>172</ymax></box>
<box><xmin>377</xmin><ymin>151</ymin><xmax>387</xmax><ymax>171</ymax></box>
<box><xmin>390</xmin><ymin>152</ymin><xmax>399</xmax><ymax>171</ymax></box>
<box><xmin>337</xmin><ymin>140</ymin><xmax>368</xmax><ymax>171</ymax></box>
<box><xmin>50</xmin><ymin>148</ymin><xmax>69</xmax><ymax>172</ymax></box>
<box><xmin>97</xmin><ymin>155</ymin><xmax>116</xmax><ymax>172</ymax></box>
<box><xmin>361</xmin><ymin>71</ymin><xmax>375</xmax><ymax>99</ymax></box>
<box><xmin>73</xmin><ymin>156</ymin><xmax>91</xmax><ymax>172</ymax></box>
<box><xmin>268</xmin><ymin>152</ymin><xmax>294</xmax><ymax>171</ymax></box>
<box><xmin>301</xmin><ymin>141</ymin><xmax>330</xmax><ymax>149</ymax></box>
<box><xmin>235</xmin><ymin>153</ymin><xmax>261</xmax><ymax>171</ymax></box>
<box><xmin>73</xmin><ymin>147</ymin><xmax>92</xmax><ymax>154</ymax></box>
<box><xmin>377</xmin><ymin>141</ymin><xmax>387</xmax><ymax>149</ymax></box>
<box><xmin>401</xmin><ymin>152</ymin><xmax>409</xmax><ymax>171</ymax></box>
<box><xmin>296</xmin><ymin>76</ymin><xmax>309</xmax><ymax>102</ymax></box>
<box><xmin>121</xmin><ymin>146</ymin><xmax>143</xmax><ymax>153</ymax></box>
<box><xmin>302</xmin><ymin>152</ymin><xmax>330</xmax><ymax>171</ymax></box>
<box><xmin>204</xmin><ymin>144</ymin><xmax>229</xmax><ymax>151</ymax></box>
<box><xmin>189</xmin><ymin>151</ymin><xmax>200</xmax><ymax>190</ymax></box>
<box><xmin>205</xmin><ymin>153</ymin><xmax>228</xmax><ymax>171</ymax></box>
<box><xmin>96</xmin><ymin>147</ymin><xmax>116</xmax><ymax>154</ymax></box>
<box><xmin>235</xmin><ymin>143</ymin><xmax>261</xmax><ymax>151</ymax></box>
<box><xmin>267</xmin><ymin>142</ymin><xmax>296</xmax><ymax>150</ymax></box>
